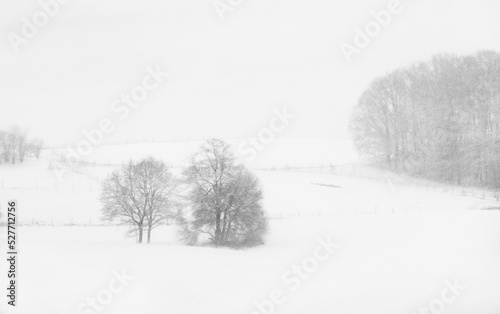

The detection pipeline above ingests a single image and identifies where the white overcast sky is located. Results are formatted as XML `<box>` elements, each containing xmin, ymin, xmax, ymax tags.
<box><xmin>0</xmin><ymin>0</ymin><xmax>499</xmax><ymax>146</ymax></box>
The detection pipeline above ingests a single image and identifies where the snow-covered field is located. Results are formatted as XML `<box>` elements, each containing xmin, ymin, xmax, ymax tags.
<box><xmin>1</xmin><ymin>143</ymin><xmax>500</xmax><ymax>313</ymax></box>
<box><xmin>1</xmin><ymin>212</ymin><xmax>500</xmax><ymax>314</ymax></box>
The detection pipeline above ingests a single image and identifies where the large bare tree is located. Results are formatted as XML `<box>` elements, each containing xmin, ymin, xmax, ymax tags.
<box><xmin>179</xmin><ymin>139</ymin><xmax>267</xmax><ymax>247</ymax></box>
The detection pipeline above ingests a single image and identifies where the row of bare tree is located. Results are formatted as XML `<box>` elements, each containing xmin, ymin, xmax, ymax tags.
<box><xmin>350</xmin><ymin>51</ymin><xmax>500</xmax><ymax>188</ymax></box>
<box><xmin>0</xmin><ymin>126</ymin><xmax>44</xmax><ymax>165</ymax></box>
<box><xmin>100</xmin><ymin>139</ymin><xmax>267</xmax><ymax>247</ymax></box>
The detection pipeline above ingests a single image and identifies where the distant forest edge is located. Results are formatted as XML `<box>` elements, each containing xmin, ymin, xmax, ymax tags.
<box><xmin>0</xmin><ymin>126</ymin><xmax>43</xmax><ymax>164</ymax></box>
<box><xmin>350</xmin><ymin>51</ymin><xmax>500</xmax><ymax>189</ymax></box>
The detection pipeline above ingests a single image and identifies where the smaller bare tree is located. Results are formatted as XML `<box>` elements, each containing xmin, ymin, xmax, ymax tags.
<box><xmin>16</xmin><ymin>129</ymin><xmax>29</xmax><ymax>163</ymax></box>
<box><xmin>101</xmin><ymin>158</ymin><xmax>176</xmax><ymax>243</ymax></box>
<box><xmin>6</xmin><ymin>127</ymin><xmax>19</xmax><ymax>164</ymax></box>
<box><xmin>0</xmin><ymin>129</ymin><xmax>4</xmax><ymax>165</ymax></box>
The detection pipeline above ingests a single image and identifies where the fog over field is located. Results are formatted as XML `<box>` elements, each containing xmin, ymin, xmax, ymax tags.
<box><xmin>1</xmin><ymin>0</ymin><xmax>500</xmax><ymax>313</ymax></box>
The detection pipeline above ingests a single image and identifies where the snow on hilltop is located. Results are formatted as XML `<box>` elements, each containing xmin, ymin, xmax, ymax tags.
<box><xmin>0</xmin><ymin>138</ymin><xmax>497</xmax><ymax>226</ymax></box>
<box><xmin>48</xmin><ymin>138</ymin><xmax>359</xmax><ymax>169</ymax></box>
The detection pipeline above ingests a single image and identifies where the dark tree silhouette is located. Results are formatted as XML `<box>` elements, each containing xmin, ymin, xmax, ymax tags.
<box><xmin>179</xmin><ymin>139</ymin><xmax>267</xmax><ymax>247</ymax></box>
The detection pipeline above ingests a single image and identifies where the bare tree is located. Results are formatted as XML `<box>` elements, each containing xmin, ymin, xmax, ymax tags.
<box><xmin>138</xmin><ymin>159</ymin><xmax>178</xmax><ymax>243</ymax></box>
<box><xmin>0</xmin><ymin>130</ymin><xmax>4</xmax><ymax>165</ymax></box>
<box><xmin>179</xmin><ymin>139</ymin><xmax>267</xmax><ymax>247</ymax></box>
<box><xmin>16</xmin><ymin>128</ymin><xmax>29</xmax><ymax>163</ymax></box>
<box><xmin>3</xmin><ymin>127</ymin><xmax>19</xmax><ymax>164</ymax></box>
<box><xmin>101</xmin><ymin>158</ymin><xmax>176</xmax><ymax>243</ymax></box>
<box><xmin>0</xmin><ymin>127</ymin><xmax>42</xmax><ymax>164</ymax></box>
<box><xmin>221</xmin><ymin>168</ymin><xmax>268</xmax><ymax>246</ymax></box>
<box><xmin>9</xmin><ymin>128</ymin><xmax>19</xmax><ymax>164</ymax></box>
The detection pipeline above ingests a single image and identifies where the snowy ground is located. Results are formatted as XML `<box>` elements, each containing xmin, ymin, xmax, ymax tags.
<box><xmin>0</xmin><ymin>148</ymin><xmax>496</xmax><ymax>225</ymax></box>
<box><xmin>1</xmin><ymin>212</ymin><xmax>500</xmax><ymax>314</ymax></box>
<box><xmin>1</xmin><ymin>145</ymin><xmax>500</xmax><ymax>313</ymax></box>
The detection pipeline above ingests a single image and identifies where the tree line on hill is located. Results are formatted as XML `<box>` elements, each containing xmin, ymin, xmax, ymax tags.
<box><xmin>350</xmin><ymin>51</ymin><xmax>500</xmax><ymax>188</ymax></box>
<box><xmin>0</xmin><ymin>126</ymin><xmax>44</xmax><ymax>164</ymax></box>
<box><xmin>100</xmin><ymin>139</ymin><xmax>268</xmax><ymax>248</ymax></box>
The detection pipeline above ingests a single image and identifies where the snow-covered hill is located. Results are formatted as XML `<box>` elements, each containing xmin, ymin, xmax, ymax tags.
<box><xmin>1</xmin><ymin>140</ymin><xmax>500</xmax><ymax>314</ymax></box>
<box><xmin>47</xmin><ymin>138</ymin><xmax>358</xmax><ymax>169</ymax></box>
<box><xmin>0</xmin><ymin>139</ymin><xmax>497</xmax><ymax>225</ymax></box>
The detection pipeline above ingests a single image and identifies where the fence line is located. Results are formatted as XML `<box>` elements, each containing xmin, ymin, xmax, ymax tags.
<box><xmin>14</xmin><ymin>206</ymin><xmax>432</xmax><ymax>227</ymax></box>
<box><xmin>2</xmin><ymin>160</ymin><xmax>498</xmax><ymax>201</ymax></box>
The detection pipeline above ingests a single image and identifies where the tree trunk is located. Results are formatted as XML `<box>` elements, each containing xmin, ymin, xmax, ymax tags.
<box><xmin>138</xmin><ymin>225</ymin><xmax>143</xmax><ymax>243</ymax></box>
<box><xmin>147</xmin><ymin>225</ymin><xmax>152</xmax><ymax>244</ymax></box>
<box><xmin>214</xmin><ymin>209</ymin><xmax>221</xmax><ymax>246</ymax></box>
